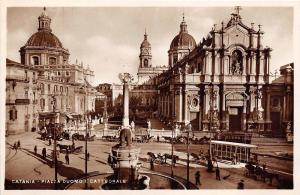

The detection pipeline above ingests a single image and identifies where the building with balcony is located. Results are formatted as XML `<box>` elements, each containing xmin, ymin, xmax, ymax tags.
<box><xmin>6</xmin><ymin>8</ymin><xmax>97</xmax><ymax>135</ymax></box>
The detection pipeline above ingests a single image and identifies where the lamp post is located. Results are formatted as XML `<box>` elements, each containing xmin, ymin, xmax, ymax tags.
<box><xmin>185</xmin><ymin>122</ymin><xmax>192</xmax><ymax>189</ymax></box>
<box><xmin>208</xmin><ymin>83</ymin><xmax>214</xmax><ymax>159</ymax></box>
<box><xmin>84</xmin><ymin>83</ymin><xmax>88</xmax><ymax>189</ymax></box>
<box><xmin>51</xmin><ymin>94</ymin><xmax>58</xmax><ymax>189</ymax></box>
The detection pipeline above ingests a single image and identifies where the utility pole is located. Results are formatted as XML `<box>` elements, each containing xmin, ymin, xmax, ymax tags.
<box><xmin>84</xmin><ymin>83</ymin><xmax>88</xmax><ymax>189</ymax></box>
<box><xmin>51</xmin><ymin>94</ymin><xmax>58</xmax><ymax>189</ymax></box>
<box><xmin>186</xmin><ymin>123</ymin><xmax>191</xmax><ymax>189</ymax></box>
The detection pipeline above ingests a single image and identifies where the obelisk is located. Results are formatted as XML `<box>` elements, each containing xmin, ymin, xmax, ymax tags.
<box><xmin>119</xmin><ymin>73</ymin><xmax>132</xmax><ymax>127</ymax></box>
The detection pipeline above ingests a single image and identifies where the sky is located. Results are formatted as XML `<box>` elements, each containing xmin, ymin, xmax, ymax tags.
<box><xmin>7</xmin><ymin>7</ymin><xmax>293</xmax><ymax>85</ymax></box>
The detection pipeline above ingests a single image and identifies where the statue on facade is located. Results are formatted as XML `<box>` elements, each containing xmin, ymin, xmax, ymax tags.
<box><xmin>231</xmin><ymin>50</ymin><xmax>243</xmax><ymax>75</ymax></box>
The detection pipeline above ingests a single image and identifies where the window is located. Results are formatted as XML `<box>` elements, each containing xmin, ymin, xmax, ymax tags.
<box><xmin>31</xmin><ymin>56</ymin><xmax>39</xmax><ymax>65</ymax></box>
<box><xmin>65</xmin><ymin>87</ymin><xmax>69</xmax><ymax>95</ymax></box>
<box><xmin>9</xmin><ymin>107</ymin><xmax>17</xmax><ymax>120</ymax></box>
<box><xmin>66</xmin><ymin>71</ymin><xmax>69</xmax><ymax>76</ymax></box>
<box><xmin>48</xmin><ymin>84</ymin><xmax>51</xmax><ymax>93</ymax></box>
<box><xmin>173</xmin><ymin>56</ymin><xmax>178</xmax><ymax>64</ymax></box>
<box><xmin>54</xmin><ymin>85</ymin><xmax>58</xmax><ymax>92</ymax></box>
<box><xmin>25</xmin><ymin>70</ymin><xmax>28</xmax><ymax>81</ymax></box>
<box><xmin>25</xmin><ymin>91</ymin><xmax>28</xmax><ymax>99</ymax></box>
<box><xmin>40</xmin><ymin>98</ymin><xmax>45</xmax><ymax>110</ymax></box>
<box><xmin>40</xmin><ymin>83</ymin><xmax>45</xmax><ymax>93</ymax></box>
<box><xmin>33</xmin><ymin>72</ymin><xmax>36</xmax><ymax>81</ymax></box>
<box><xmin>144</xmin><ymin>59</ymin><xmax>148</xmax><ymax>67</ymax></box>
<box><xmin>49</xmin><ymin>57</ymin><xmax>56</xmax><ymax>65</ymax></box>
<box><xmin>60</xmin><ymin>86</ymin><xmax>63</xmax><ymax>92</ymax></box>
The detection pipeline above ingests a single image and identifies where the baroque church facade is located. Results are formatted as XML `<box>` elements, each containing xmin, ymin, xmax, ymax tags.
<box><xmin>132</xmin><ymin>7</ymin><xmax>293</xmax><ymax>135</ymax></box>
<box><xmin>6</xmin><ymin>8</ymin><xmax>97</xmax><ymax>135</ymax></box>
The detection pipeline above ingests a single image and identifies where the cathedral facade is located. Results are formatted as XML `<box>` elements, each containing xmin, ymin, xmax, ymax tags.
<box><xmin>6</xmin><ymin>8</ymin><xmax>97</xmax><ymax>135</ymax></box>
<box><xmin>133</xmin><ymin>7</ymin><xmax>292</xmax><ymax>135</ymax></box>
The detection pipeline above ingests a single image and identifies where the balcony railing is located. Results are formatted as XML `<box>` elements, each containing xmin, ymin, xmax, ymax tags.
<box><xmin>15</xmin><ymin>99</ymin><xmax>30</xmax><ymax>105</ymax></box>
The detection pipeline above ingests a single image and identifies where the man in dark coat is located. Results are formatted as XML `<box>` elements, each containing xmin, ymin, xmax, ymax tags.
<box><xmin>195</xmin><ymin>171</ymin><xmax>201</xmax><ymax>186</ymax></box>
<box><xmin>42</xmin><ymin>148</ymin><xmax>46</xmax><ymax>159</ymax></box>
<box><xmin>216</xmin><ymin>166</ymin><xmax>221</xmax><ymax>180</ymax></box>
<box><xmin>237</xmin><ymin>179</ymin><xmax>244</xmax><ymax>189</ymax></box>
<box><xmin>34</xmin><ymin>145</ymin><xmax>37</xmax><ymax>155</ymax></box>
<box><xmin>65</xmin><ymin>153</ymin><xmax>69</xmax><ymax>165</ymax></box>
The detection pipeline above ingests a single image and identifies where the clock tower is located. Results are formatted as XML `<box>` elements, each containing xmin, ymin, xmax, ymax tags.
<box><xmin>139</xmin><ymin>30</ymin><xmax>152</xmax><ymax>68</ymax></box>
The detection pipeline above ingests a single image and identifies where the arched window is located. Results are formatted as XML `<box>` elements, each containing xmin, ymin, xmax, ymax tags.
<box><xmin>40</xmin><ymin>83</ymin><xmax>45</xmax><ymax>93</ymax></box>
<box><xmin>65</xmin><ymin>87</ymin><xmax>69</xmax><ymax>95</ymax></box>
<box><xmin>231</xmin><ymin>50</ymin><xmax>243</xmax><ymax>75</ymax></box>
<box><xmin>31</xmin><ymin>56</ymin><xmax>39</xmax><ymax>65</ymax></box>
<box><xmin>49</xmin><ymin>57</ymin><xmax>57</xmax><ymax>65</ymax></box>
<box><xmin>54</xmin><ymin>85</ymin><xmax>58</xmax><ymax>92</ymax></box>
<box><xmin>60</xmin><ymin>86</ymin><xmax>63</xmax><ymax>92</ymax></box>
<box><xmin>9</xmin><ymin>106</ymin><xmax>17</xmax><ymax>120</ymax></box>
<box><xmin>40</xmin><ymin>98</ymin><xmax>45</xmax><ymax>110</ymax></box>
<box><xmin>144</xmin><ymin>59</ymin><xmax>148</xmax><ymax>67</ymax></box>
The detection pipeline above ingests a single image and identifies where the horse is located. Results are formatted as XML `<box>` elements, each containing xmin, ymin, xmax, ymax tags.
<box><xmin>163</xmin><ymin>153</ymin><xmax>179</xmax><ymax>164</ymax></box>
<box><xmin>57</xmin><ymin>144</ymin><xmax>73</xmax><ymax>153</ymax></box>
<box><xmin>245</xmin><ymin>163</ymin><xmax>256</xmax><ymax>177</ymax></box>
<box><xmin>261</xmin><ymin>170</ymin><xmax>278</xmax><ymax>185</ymax></box>
<box><xmin>147</xmin><ymin>152</ymin><xmax>165</xmax><ymax>164</ymax></box>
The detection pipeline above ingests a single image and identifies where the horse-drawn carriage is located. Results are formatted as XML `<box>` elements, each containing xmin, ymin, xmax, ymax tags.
<box><xmin>57</xmin><ymin>144</ymin><xmax>83</xmax><ymax>154</ymax></box>
<box><xmin>102</xmin><ymin>135</ymin><xmax>119</xmax><ymax>142</ymax></box>
<box><xmin>191</xmin><ymin>153</ymin><xmax>208</xmax><ymax>164</ymax></box>
<box><xmin>147</xmin><ymin>152</ymin><xmax>165</xmax><ymax>164</ymax></box>
<box><xmin>244</xmin><ymin>162</ymin><xmax>278</xmax><ymax>184</ymax></box>
<box><xmin>135</xmin><ymin>135</ymin><xmax>153</xmax><ymax>143</ymax></box>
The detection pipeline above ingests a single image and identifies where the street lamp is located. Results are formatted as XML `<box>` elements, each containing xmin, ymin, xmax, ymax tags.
<box><xmin>185</xmin><ymin>122</ymin><xmax>192</xmax><ymax>189</ymax></box>
<box><xmin>208</xmin><ymin>82</ymin><xmax>214</xmax><ymax>159</ymax></box>
<box><xmin>50</xmin><ymin>94</ymin><xmax>58</xmax><ymax>189</ymax></box>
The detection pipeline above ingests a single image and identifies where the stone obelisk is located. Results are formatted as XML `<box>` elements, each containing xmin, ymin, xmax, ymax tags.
<box><xmin>119</xmin><ymin>73</ymin><xmax>132</xmax><ymax>127</ymax></box>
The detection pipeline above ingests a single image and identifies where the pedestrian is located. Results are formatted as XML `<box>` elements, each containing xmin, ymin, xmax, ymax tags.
<box><xmin>42</xmin><ymin>147</ymin><xmax>46</xmax><ymax>159</ymax></box>
<box><xmin>150</xmin><ymin>158</ymin><xmax>154</xmax><ymax>170</ymax></box>
<box><xmin>216</xmin><ymin>166</ymin><xmax>221</xmax><ymax>180</ymax></box>
<box><xmin>13</xmin><ymin>142</ymin><xmax>17</xmax><ymax>150</ymax></box>
<box><xmin>262</xmin><ymin>163</ymin><xmax>267</xmax><ymax>171</ymax></box>
<box><xmin>17</xmin><ymin>140</ymin><xmax>21</xmax><ymax>148</ymax></box>
<box><xmin>49</xmin><ymin>138</ymin><xmax>52</xmax><ymax>146</ymax></box>
<box><xmin>232</xmin><ymin>153</ymin><xmax>236</xmax><ymax>165</ymax></box>
<box><xmin>237</xmin><ymin>179</ymin><xmax>244</xmax><ymax>189</ymax></box>
<box><xmin>173</xmin><ymin>156</ymin><xmax>177</xmax><ymax>167</ymax></box>
<box><xmin>65</xmin><ymin>153</ymin><xmax>69</xmax><ymax>165</ymax></box>
<box><xmin>157</xmin><ymin>135</ymin><xmax>160</xmax><ymax>143</ymax></box>
<box><xmin>34</xmin><ymin>145</ymin><xmax>37</xmax><ymax>155</ymax></box>
<box><xmin>107</xmin><ymin>153</ymin><xmax>112</xmax><ymax>165</ymax></box>
<box><xmin>195</xmin><ymin>171</ymin><xmax>201</xmax><ymax>186</ymax></box>
<box><xmin>87</xmin><ymin>152</ymin><xmax>90</xmax><ymax>161</ymax></box>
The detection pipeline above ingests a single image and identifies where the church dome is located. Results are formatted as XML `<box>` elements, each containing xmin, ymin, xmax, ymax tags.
<box><xmin>170</xmin><ymin>32</ymin><xmax>196</xmax><ymax>49</ymax></box>
<box><xmin>169</xmin><ymin>16</ymin><xmax>196</xmax><ymax>50</ymax></box>
<box><xmin>141</xmin><ymin>39</ymin><xmax>151</xmax><ymax>48</ymax></box>
<box><xmin>140</xmin><ymin>31</ymin><xmax>151</xmax><ymax>48</ymax></box>
<box><xmin>26</xmin><ymin>31</ymin><xmax>63</xmax><ymax>48</ymax></box>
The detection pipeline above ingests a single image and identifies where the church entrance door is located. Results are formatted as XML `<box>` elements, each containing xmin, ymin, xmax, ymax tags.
<box><xmin>271</xmin><ymin>112</ymin><xmax>282</xmax><ymax>136</ymax></box>
<box><xmin>229</xmin><ymin>107</ymin><xmax>242</xmax><ymax>131</ymax></box>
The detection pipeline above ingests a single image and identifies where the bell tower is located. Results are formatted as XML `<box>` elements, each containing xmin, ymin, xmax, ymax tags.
<box><xmin>139</xmin><ymin>30</ymin><xmax>152</xmax><ymax>68</ymax></box>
